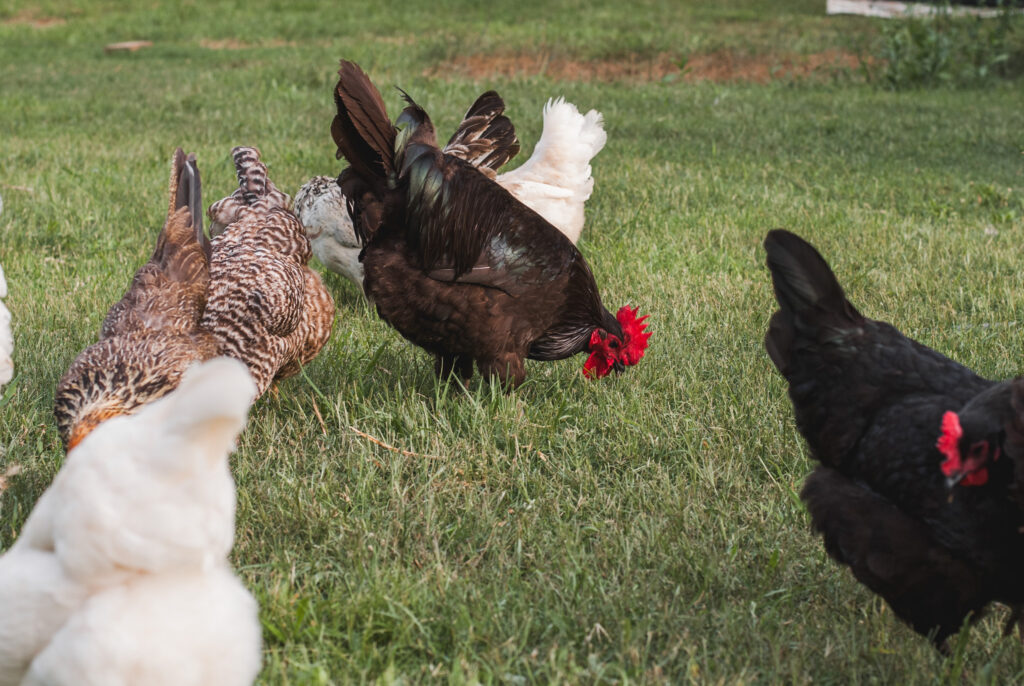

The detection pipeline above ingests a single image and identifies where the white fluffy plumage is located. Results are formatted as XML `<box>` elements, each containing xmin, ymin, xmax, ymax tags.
<box><xmin>0</xmin><ymin>262</ymin><xmax>12</xmax><ymax>389</ymax></box>
<box><xmin>494</xmin><ymin>97</ymin><xmax>607</xmax><ymax>245</ymax></box>
<box><xmin>295</xmin><ymin>97</ymin><xmax>606</xmax><ymax>290</ymax></box>
<box><xmin>0</xmin><ymin>358</ymin><xmax>262</xmax><ymax>686</ymax></box>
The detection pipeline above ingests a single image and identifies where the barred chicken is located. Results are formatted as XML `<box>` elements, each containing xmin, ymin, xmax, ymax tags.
<box><xmin>54</xmin><ymin>149</ymin><xmax>218</xmax><ymax>450</ymax></box>
<box><xmin>330</xmin><ymin>60</ymin><xmax>647</xmax><ymax>387</ymax></box>
<box><xmin>204</xmin><ymin>146</ymin><xmax>335</xmax><ymax>395</ymax></box>
<box><xmin>296</xmin><ymin>92</ymin><xmax>605</xmax><ymax>291</ymax></box>
<box><xmin>765</xmin><ymin>229</ymin><xmax>1024</xmax><ymax>652</ymax></box>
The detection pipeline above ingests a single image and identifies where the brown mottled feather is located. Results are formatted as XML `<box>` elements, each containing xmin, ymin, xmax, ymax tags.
<box><xmin>55</xmin><ymin>149</ymin><xmax>218</xmax><ymax>449</ymax></box>
<box><xmin>208</xmin><ymin>146</ymin><xmax>291</xmax><ymax>237</ymax></box>
<box><xmin>202</xmin><ymin>146</ymin><xmax>335</xmax><ymax>395</ymax></box>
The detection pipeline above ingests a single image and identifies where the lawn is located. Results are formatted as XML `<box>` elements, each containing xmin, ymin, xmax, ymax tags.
<box><xmin>2</xmin><ymin>0</ymin><xmax>1024</xmax><ymax>683</ymax></box>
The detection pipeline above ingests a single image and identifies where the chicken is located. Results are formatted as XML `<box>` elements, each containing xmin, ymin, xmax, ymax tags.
<box><xmin>764</xmin><ymin>229</ymin><xmax>1024</xmax><ymax>652</ymax></box>
<box><xmin>0</xmin><ymin>261</ymin><xmax>12</xmax><ymax>390</ymax></box>
<box><xmin>54</xmin><ymin>149</ymin><xmax>219</xmax><ymax>450</ymax></box>
<box><xmin>330</xmin><ymin>60</ymin><xmax>648</xmax><ymax>387</ymax></box>
<box><xmin>0</xmin><ymin>357</ymin><xmax>262</xmax><ymax>686</ymax></box>
<box><xmin>292</xmin><ymin>175</ymin><xmax>363</xmax><ymax>287</ymax></box>
<box><xmin>207</xmin><ymin>148</ymin><xmax>290</xmax><ymax>238</ymax></box>
<box><xmin>491</xmin><ymin>97</ymin><xmax>606</xmax><ymax>245</ymax></box>
<box><xmin>296</xmin><ymin>89</ymin><xmax>519</xmax><ymax>290</ymax></box>
<box><xmin>203</xmin><ymin>146</ymin><xmax>335</xmax><ymax>395</ymax></box>
<box><xmin>296</xmin><ymin>92</ymin><xmax>605</xmax><ymax>291</ymax></box>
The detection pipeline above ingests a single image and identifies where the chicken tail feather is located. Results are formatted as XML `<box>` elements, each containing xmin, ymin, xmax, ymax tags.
<box><xmin>444</xmin><ymin>90</ymin><xmax>520</xmax><ymax>172</ymax></box>
<box><xmin>763</xmin><ymin>229</ymin><xmax>862</xmax><ymax>373</ymax></box>
<box><xmin>155</xmin><ymin>148</ymin><xmax>211</xmax><ymax>282</ymax></box>
<box><xmin>333</xmin><ymin>60</ymin><xmax>396</xmax><ymax>180</ymax></box>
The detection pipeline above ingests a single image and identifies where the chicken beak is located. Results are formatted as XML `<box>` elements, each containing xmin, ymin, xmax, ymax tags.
<box><xmin>945</xmin><ymin>472</ymin><xmax>966</xmax><ymax>490</ymax></box>
<box><xmin>612</xmin><ymin>359</ymin><xmax>625</xmax><ymax>374</ymax></box>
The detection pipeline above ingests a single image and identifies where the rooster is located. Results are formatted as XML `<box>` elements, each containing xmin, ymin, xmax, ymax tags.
<box><xmin>330</xmin><ymin>60</ymin><xmax>647</xmax><ymax>387</ymax></box>
<box><xmin>764</xmin><ymin>229</ymin><xmax>1024</xmax><ymax>651</ymax></box>
<box><xmin>297</xmin><ymin>92</ymin><xmax>605</xmax><ymax>291</ymax></box>
<box><xmin>0</xmin><ymin>358</ymin><xmax>262</xmax><ymax>686</ymax></box>
<box><xmin>296</xmin><ymin>88</ymin><xmax>520</xmax><ymax>290</ymax></box>
<box><xmin>54</xmin><ymin>149</ymin><xmax>219</xmax><ymax>450</ymax></box>
<box><xmin>0</xmin><ymin>261</ymin><xmax>12</xmax><ymax>390</ymax></box>
<box><xmin>203</xmin><ymin>146</ymin><xmax>336</xmax><ymax>395</ymax></box>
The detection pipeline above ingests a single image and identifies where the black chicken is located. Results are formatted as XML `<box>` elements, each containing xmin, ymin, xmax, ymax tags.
<box><xmin>764</xmin><ymin>228</ymin><xmax>1024</xmax><ymax>651</ymax></box>
<box><xmin>330</xmin><ymin>60</ymin><xmax>649</xmax><ymax>387</ymax></box>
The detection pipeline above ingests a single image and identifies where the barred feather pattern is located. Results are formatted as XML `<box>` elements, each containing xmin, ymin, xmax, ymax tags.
<box><xmin>54</xmin><ymin>333</ymin><xmax>218</xmax><ymax>446</ymax></box>
<box><xmin>208</xmin><ymin>147</ymin><xmax>292</xmax><ymax>237</ymax></box>
<box><xmin>54</xmin><ymin>150</ymin><xmax>218</xmax><ymax>449</ymax></box>
<box><xmin>202</xmin><ymin>147</ymin><xmax>335</xmax><ymax>395</ymax></box>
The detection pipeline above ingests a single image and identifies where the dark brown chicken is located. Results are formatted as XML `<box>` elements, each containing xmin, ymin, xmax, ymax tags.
<box><xmin>331</xmin><ymin>60</ymin><xmax>649</xmax><ymax>387</ymax></box>
<box><xmin>55</xmin><ymin>150</ymin><xmax>219</xmax><ymax>450</ymax></box>
<box><xmin>764</xmin><ymin>229</ymin><xmax>1024</xmax><ymax>652</ymax></box>
<box><xmin>203</xmin><ymin>146</ymin><xmax>335</xmax><ymax>396</ymax></box>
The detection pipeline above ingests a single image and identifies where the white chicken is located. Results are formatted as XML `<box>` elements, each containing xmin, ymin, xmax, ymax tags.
<box><xmin>295</xmin><ymin>96</ymin><xmax>607</xmax><ymax>291</ymax></box>
<box><xmin>492</xmin><ymin>97</ymin><xmax>607</xmax><ymax>245</ymax></box>
<box><xmin>0</xmin><ymin>261</ymin><xmax>12</xmax><ymax>389</ymax></box>
<box><xmin>0</xmin><ymin>357</ymin><xmax>262</xmax><ymax>686</ymax></box>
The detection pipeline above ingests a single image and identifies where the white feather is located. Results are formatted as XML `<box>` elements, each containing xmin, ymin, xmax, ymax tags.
<box><xmin>294</xmin><ymin>176</ymin><xmax>364</xmax><ymax>288</ymax></box>
<box><xmin>0</xmin><ymin>262</ymin><xmax>13</xmax><ymax>388</ymax></box>
<box><xmin>0</xmin><ymin>549</ymin><xmax>88</xmax><ymax>686</ymax></box>
<box><xmin>0</xmin><ymin>358</ymin><xmax>261</xmax><ymax>686</ymax></box>
<box><xmin>496</xmin><ymin>98</ymin><xmax>607</xmax><ymax>245</ymax></box>
<box><xmin>23</xmin><ymin>569</ymin><xmax>262</xmax><ymax>686</ymax></box>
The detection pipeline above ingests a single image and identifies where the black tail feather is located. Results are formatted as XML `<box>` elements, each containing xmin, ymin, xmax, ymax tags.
<box><xmin>764</xmin><ymin>229</ymin><xmax>849</xmax><ymax>317</ymax></box>
<box><xmin>763</xmin><ymin>229</ymin><xmax>862</xmax><ymax>373</ymax></box>
<box><xmin>179</xmin><ymin>152</ymin><xmax>208</xmax><ymax>259</ymax></box>
<box><xmin>444</xmin><ymin>90</ymin><xmax>520</xmax><ymax>172</ymax></box>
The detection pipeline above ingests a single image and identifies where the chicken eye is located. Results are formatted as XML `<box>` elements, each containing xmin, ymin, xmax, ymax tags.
<box><xmin>607</xmin><ymin>337</ymin><xmax>621</xmax><ymax>350</ymax></box>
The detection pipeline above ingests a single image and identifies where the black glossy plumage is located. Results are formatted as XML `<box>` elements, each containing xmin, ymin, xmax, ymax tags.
<box><xmin>331</xmin><ymin>60</ymin><xmax>621</xmax><ymax>386</ymax></box>
<box><xmin>764</xmin><ymin>229</ymin><xmax>1024</xmax><ymax>651</ymax></box>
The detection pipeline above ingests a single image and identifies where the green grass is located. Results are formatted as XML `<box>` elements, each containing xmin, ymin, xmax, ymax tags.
<box><xmin>2</xmin><ymin>0</ymin><xmax>1024</xmax><ymax>683</ymax></box>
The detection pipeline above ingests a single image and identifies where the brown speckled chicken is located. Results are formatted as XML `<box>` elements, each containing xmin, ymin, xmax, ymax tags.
<box><xmin>202</xmin><ymin>147</ymin><xmax>335</xmax><ymax>395</ymax></box>
<box><xmin>55</xmin><ymin>149</ymin><xmax>219</xmax><ymax>450</ymax></box>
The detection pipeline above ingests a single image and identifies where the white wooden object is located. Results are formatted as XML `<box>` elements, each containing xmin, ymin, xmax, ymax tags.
<box><xmin>827</xmin><ymin>0</ymin><xmax>1016</xmax><ymax>18</ymax></box>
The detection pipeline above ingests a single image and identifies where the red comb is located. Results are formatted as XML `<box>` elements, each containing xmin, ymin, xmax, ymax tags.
<box><xmin>936</xmin><ymin>411</ymin><xmax>962</xmax><ymax>463</ymax></box>
<box><xmin>616</xmin><ymin>305</ymin><xmax>651</xmax><ymax>366</ymax></box>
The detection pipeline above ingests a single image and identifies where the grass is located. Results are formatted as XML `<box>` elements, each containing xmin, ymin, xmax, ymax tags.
<box><xmin>2</xmin><ymin>0</ymin><xmax>1024</xmax><ymax>683</ymax></box>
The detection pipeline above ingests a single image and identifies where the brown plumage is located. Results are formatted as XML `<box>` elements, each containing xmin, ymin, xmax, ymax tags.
<box><xmin>202</xmin><ymin>146</ymin><xmax>335</xmax><ymax>396</ymax></box>
<box><xmin>208</xmin><ymin>146</ymin><xmax>291</xmax><ymax>237</ymax></box>
<box><xmin>331</xmin><ymin>61</ymin><xmax>648</xmax><ymax>387</ymax></box>
<box><xmin>55</xmin><ymin>149</ymin><xmax>219</xmax><ymax>450</ymax></box>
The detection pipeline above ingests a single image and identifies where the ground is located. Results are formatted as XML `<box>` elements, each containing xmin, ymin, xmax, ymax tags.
<box><xmin>1</xmin><ymin>0</ymin><xmax>1024</xmax><ymax>683</ymax></box>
